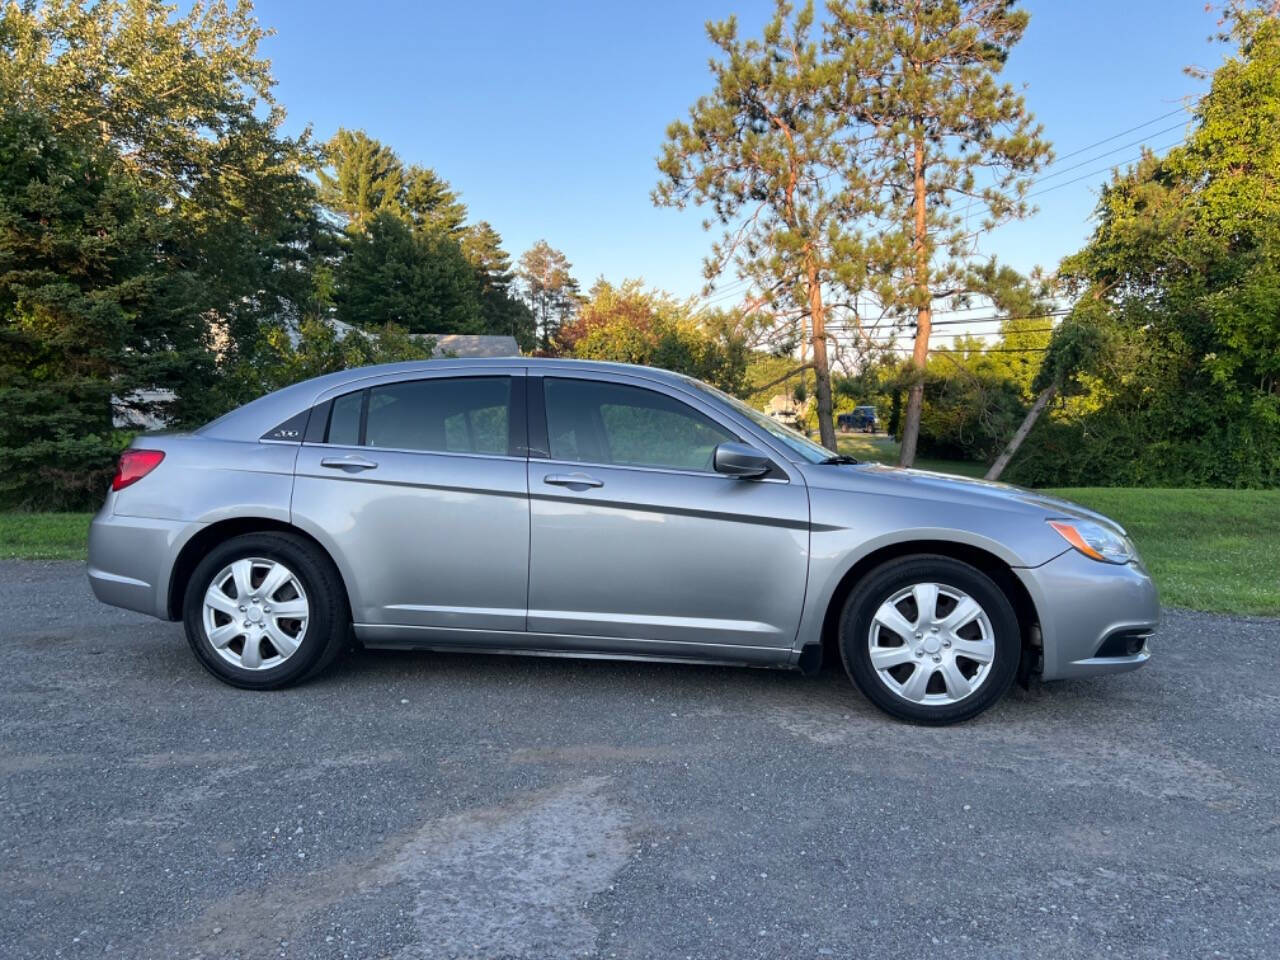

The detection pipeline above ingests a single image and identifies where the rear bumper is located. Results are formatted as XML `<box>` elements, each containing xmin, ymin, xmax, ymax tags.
<box><xmin>1015</xmin><ymin>549</ymin><xmax>1160</xmax><ymax>681</ymax></box>
<box><xmin>87</xmin><ymin>504</ymin><xmax>199</xmax><ymax>620</ymax></box>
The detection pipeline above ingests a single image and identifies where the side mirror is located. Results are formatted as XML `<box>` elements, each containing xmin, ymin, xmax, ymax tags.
<box><xmin>713</xmin><ymin>442</ymin><xmax>772</xmax><ymax>479</ymax></box>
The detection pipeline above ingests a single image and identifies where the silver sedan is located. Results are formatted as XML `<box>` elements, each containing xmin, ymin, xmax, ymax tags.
<box><xmin>88</xmin><ymin>359</ymin><xmax>1158</xmax><ymax>724</ymax></box>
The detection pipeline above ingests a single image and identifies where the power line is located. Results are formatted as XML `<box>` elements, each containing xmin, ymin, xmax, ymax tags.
<box><xmin>1024</xmin><ymin>138</ymin><xmax>1185</xmax><ymax>199</ymax></box>
<box><xmin>1050</xmin><ymin>105</ymin><xmax>1187</xmax><ymax>163</ymax></box>
<box><xmin>830</xmin><ymin>325</ymin><xmax>1057</xmax><ymax>337</ymax></box>
<box><xmin>929</xmin><ymin>309</ymin><xmax>1069</xmax><ymax>327</ymax></box>
<box><xmin>875</xmin><ymin>350</ymin><xmax>1054</xmax><ymax>358</ymax></box>
<box><xmin>954</xmin><ymin>110</ymin><xmax>1190</xmax><ymax>218</ymax></box>
<box><xmin>830</xmin><ymin>308</ymin><xmax>1071</xmax><ymax>328</ymax></box>
<box><xmin>1031</xmin><ymin>121</ymin><xmax>1188</xmax><ymax>186</ymax></box>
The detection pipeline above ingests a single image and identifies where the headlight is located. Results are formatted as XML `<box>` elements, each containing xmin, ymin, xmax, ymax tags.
<box><xmin>1047</xmin><ymin>519</ymin><xmax>1136</xmax><ymax>564</ymax></box>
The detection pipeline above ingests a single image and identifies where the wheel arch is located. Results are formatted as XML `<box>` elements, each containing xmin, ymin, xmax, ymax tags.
<box><xmin>815</xmin><ymin>539</ymin><xmax>1041</xmax><ymax>677</ymax></box>
<box><xmin>166</xmin><ymin>517</ymin><xmax>353</xmax><ymax>621</ymax></box>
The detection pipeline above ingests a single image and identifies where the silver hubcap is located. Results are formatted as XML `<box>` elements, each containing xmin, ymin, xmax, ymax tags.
<box><xmin>202</xmin><ymin>558</ymin><xmax>309</xmax><ymax>671</ymax></box>
<box><xmin>867</xmin><ymin>582</ymin><xmax>996</xmax><ymax>706</ymax></box>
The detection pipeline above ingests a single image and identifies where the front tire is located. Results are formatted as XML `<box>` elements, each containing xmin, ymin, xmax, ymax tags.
<box><xmin>182</xmin><ymin>532</ymin><xmax>349</xmax><ymax>689</ymax></box>
<box><xmin>838</xmin><ymin>555</ymin><xmax>1020</xmax><ymax>724</ymax></box>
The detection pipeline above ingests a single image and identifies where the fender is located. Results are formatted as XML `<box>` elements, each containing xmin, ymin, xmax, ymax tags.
<box><xmin>791</xmin><ymin>525</ymin><xmax>1054</xmax><ymax>658</ymax></box>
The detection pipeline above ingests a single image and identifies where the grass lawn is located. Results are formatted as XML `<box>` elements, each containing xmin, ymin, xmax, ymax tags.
<box><xmin>2</xmin><ymin>486</ymin><xmax>1276</xmax><ymax>617</ymax></box>
<box><xmin>0</xmin><ymin>512</ymin><xmax>92</xmax><ymax>561</ymax></box>
<box><xmin>836</xmin><ymin>432</ymin><xmax>988</xmax><ymax>477</ymax></box>
<box><xmin>1047</xmin><ymin>488</ymin><xmax>1280</xmax><ymax>618</ymax></box>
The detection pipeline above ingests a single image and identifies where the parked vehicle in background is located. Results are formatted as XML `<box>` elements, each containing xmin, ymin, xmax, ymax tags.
<box><xmin>839</xmin><ymin>405</ymin><xmax>878</xmax><ymax>433</ymax></box>
<box><xmin>87</xmin><ymin>359</ymin><xmax>1157</xmax><ymax>724</ymax></box>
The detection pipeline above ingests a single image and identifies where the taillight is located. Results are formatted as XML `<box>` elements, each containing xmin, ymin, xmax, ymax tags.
<box><xmin>112</xmin><ymin>449</ymin><xmax>165</xmax><ymax>491</ymax></box>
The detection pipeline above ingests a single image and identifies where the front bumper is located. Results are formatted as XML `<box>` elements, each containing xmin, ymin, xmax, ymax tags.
<box><xmin>87</xmin><ymin>501</ymin><xmax>199</xmax><ymax>620</ymax></box>
<box><xmin>1015</xmin><ymin>549</ymin><xmax>1160</xmax><ymax>682</ymax></box>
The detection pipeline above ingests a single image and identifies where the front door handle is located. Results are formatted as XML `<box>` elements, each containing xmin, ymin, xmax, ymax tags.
<box><xmin>321</xmin><ymin>454</ymin><xmax>379</xmax><ymax>472</ymax></box>
<box><xmin>544</xmin><ymin>472</ymin><xmax>604</xmax><ymax>489</ymax></box>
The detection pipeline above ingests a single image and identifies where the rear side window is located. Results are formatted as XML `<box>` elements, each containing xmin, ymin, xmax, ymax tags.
<box><xmin>543</xmin><ymin>378</ymin><xmax>734</xmax><ymax>472</ymax></box>
<box><xmin>326</xmin><ymin>392</ymin><xmax>364</xmax><ymax>446</ymax></box>
<box><xmin>335</xmin><ymin>377</ymin><xmax>513</xmax><ymax>455</ymax></box>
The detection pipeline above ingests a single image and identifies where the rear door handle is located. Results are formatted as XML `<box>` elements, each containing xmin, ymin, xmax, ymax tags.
<box><xmin>321</xmin><ymin>455</ymin><xmax>378</xmax><ymax>472</ymax></box>
<box><xmin>544</xmin><ymin>472</ymin><xmax>604</xmax><ymax>489</ymax></box>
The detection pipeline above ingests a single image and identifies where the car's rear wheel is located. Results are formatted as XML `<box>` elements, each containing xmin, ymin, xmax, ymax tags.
<box><xmin>838</xmin><ymin>555</ymin><xmax>1020</xmax><ymax>724</ymax></box>
<box><xmin>182</xmin><ymin>532</ymin><xmax>349</xmax><ymax>689</ymax></box>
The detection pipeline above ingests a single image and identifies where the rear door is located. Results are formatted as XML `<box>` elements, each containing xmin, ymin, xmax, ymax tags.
<box><xmin>526</xmin><ymin>372</ymin><xmax>809</xmax><ymax>655</ymax></box>
<box><xmin>291</xmin><ymin>368</ymin><xmax>529</xmax><ymax>633</ymax></box>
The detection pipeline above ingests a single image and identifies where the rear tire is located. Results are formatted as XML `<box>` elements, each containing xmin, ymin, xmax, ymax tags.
<box><xmin>182</xmin><ymin>532</ymin><xmax>349</xmax><ymax>690</ymax></box>
<box><xmin>838</xmin><ymin>555</ymin><xmax>1020</xmax><ymax>724</ymax></box>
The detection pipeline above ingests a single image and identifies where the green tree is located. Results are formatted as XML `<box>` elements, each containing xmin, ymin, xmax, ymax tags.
<box><xmin>0</xmin><ymin>0</ymin><xmax>325</xmax><ymax>422</ymax></box>
<box><xmin>318</xmin><ymin>129</ymin><xmax>468</xmax><ymax>236</ymax></box>
<box><xmin>317</xmin><ymin>128</ymin><xmax>405</xmax><ymax>231</ymax></box>
<box><xmin>654</xmin><ymin>1</ymin><xmax>860</xmax><ymax>450</ymax></box>
<box><xmin>0</xmin><ymin>109</ymin><xmax>206</xmax><ymax>507</ymax></box>
<box><xmin>462</xmin><ymin>221</ymin><xmax>535</xmax><ymax>349</ymax></box>
<box><xmin>562</xmin><ymin>280</ymin><xmax>749</xmax><ymax>394</ymax></box>
<box><xmin>517</xmin><ymin>240</ymin><xmax>580</xmax><ymax>350</ymax></box>
<box><xmin>985</xmin><ymin>315</ymin><xmax>1106</xmax><ymax>480</ymax></box>
<box><xmin>336</xmin><ymin>213</ymin><xmax>482</xmax><ymax>335</ymax></box>
<box><xmin>826</xmin><ymin>0</ymin><xmax>1052</xmax><ymax>466</ymax></box>
<box><xmin>259</xmin><ymin>318</ymin><xmax>433</xmax><ymax>395</ymax></box>
<box><xmin>318</xmin><ymin>129</ymin><xmax>491</xmax><ymax>340</ymax></box>
<box><xmin>403</xmin><ymin>165</ymin><xmax>467</xmax><ymax>235</ymax></box>
<box><xmin>1009</xmin><ymin>3</ymin><xmax>1280</xmax><ymax>487</ymax></box>
<box><xmin>967</xmin><ymin>261</ymin><xmax>1055</xmax><ymax>397</ymax></box>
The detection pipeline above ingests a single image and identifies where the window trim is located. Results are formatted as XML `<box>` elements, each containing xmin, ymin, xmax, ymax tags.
<box><xmin>529</xmin><ymin>373</ymin><xmax>785</xmax><ymax>480</ymax></box>
<box><xmin>525</xmin><ymin>374</ymin><xmax>550</xmax><ymax>458</ymax></box>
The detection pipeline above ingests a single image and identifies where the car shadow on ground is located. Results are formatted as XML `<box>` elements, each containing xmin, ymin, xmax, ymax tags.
<box><xmin>306</xmin><ymin>638</ymin><xmax>1137</xmax><ymax>732</ymax></box>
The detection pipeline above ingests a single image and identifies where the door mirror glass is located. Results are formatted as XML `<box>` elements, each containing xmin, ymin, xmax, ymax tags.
<box><xmin>713</xmin><ymin>442</ymin><xmax>772</xmax><ymax>478</ymax></box>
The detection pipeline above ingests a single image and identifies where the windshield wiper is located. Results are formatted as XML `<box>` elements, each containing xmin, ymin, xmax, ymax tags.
<box><xmin>819</xmin><ymin>454</ymin><xmax>858</xmax><ymax>465</ymax></box>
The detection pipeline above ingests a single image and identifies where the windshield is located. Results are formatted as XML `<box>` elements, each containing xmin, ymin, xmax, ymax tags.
<box><xmin>684</xmin><ymin>378</ymin><xmax>835</xmax><ymax>463</ymax></box>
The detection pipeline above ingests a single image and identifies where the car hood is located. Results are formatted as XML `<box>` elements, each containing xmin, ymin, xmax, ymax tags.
<box><xmin>802</xmin><ymin>462</ymin><xmax>1127</xmax><ymax>533</ymax></box>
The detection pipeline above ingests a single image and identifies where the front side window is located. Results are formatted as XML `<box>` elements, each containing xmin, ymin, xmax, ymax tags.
<box><xmin>682</xmin><ymin>376</ymin><xmax>832</xmax><ymax>463</ymax></box>
<box><xmin>327</xmin><ymin>377</ymin><xmax>512</xmax><ymax>455</ymax></box>
<box><xmin>544</xmin><ymin>378</ymin><xmax>735</xmax><ymax>472</ymax></box>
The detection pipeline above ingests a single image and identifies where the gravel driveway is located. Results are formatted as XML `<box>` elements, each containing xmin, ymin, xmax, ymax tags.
<box><xmin>1</xmin><ymin>560</ymin><xmax>1277</xmax><ymax>959</ymax></box>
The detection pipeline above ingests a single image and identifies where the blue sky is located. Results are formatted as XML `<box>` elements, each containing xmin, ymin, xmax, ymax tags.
<box><xmin>256</xmin><ymin>0</ymin><xmax>1217</xmax><ymax>303</ymax></box>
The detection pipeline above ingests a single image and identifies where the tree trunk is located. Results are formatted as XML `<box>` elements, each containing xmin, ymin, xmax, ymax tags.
<box><xmin>985</xmin><ymin>379</ymin><xmax>1059</xmax><ymax>481</ymax></box>
<box><xmin>898</xmin><ymin>137</ymin><xmax>930</xmax><ymax>467</ymax></box>
<box><xmin>807</xmin><ymin>263</ymin><xmax>837</xmax><ymax>451</ymax></box>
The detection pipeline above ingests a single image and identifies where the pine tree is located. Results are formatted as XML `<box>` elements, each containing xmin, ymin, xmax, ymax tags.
<box><xmin>517</xmin><ymin>241</ymin><xmax>580</xmax><ymax>351</ymax></box>
<box><xmin>654</xmin><ymin>1</ymin><xmax>865</xmax><ymax>450</ymax></box>
<box><xmin>318</xmin><ymin>128</ymin><xmax>406</xmax><ymax>231</ymax></box>
<box><xmin>826</xmin><ymin>0</ymin><xmax>1051</xmax><ymax>466</ymax></box>
<box><xmin>404</xmin><ymin>166</ymin><xmax>468</xmax><ymax>235</ymax></box>
<box><xmin>0</xmin><ymin>0</ymin><xmax>326</xmax><ymax>423</ymax></box>
<box><xmin>0</xmin><ymin>108</ymin><xmax>208</xmax><ymax>507</ymax></box>
<box><xmin>462</xmin><ymin>222</ymin><xmax>515</xmax><ymax>289</ymax></box>
<box><xmin>336</xmin><ymin>213</ymin><xmax>482</xmax><ymax>335</ymax></box>
<box><xmin>319</xmin><ymin>131</ymin><xmax>468</xmax><ymax>237</ymax></box>
<box><xmin>462</xmin><ymin>222</ymin><xmax>535</xmax><ymax>349</ymax></box>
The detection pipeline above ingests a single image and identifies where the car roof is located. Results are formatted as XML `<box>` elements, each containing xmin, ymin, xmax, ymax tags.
<box><xmin>198</xmin><ymin>357</ymin><xmax>700</xmax><ymax>440</ymax></box>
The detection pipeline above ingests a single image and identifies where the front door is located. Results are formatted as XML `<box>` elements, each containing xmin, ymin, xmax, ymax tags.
<box><xmin>526</xmin><ymin>373</ymin><xmax>809</xmax><ymax>655</ymax></box>
<box><xmin>291</xmin><ymin>371</ymin><xmax>528</xmax><ymax>634</ymax></box>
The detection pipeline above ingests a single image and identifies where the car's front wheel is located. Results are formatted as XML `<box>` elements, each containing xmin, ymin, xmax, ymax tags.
<box><xmin>838</xmin><ymin>555</ymin><xmax>1020</xmax><ymax>724</ymax></box>
<box><xmin>182</xmin><ymin>532</ymin><xmax>349</xmax><ymax>689</ymax></box>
